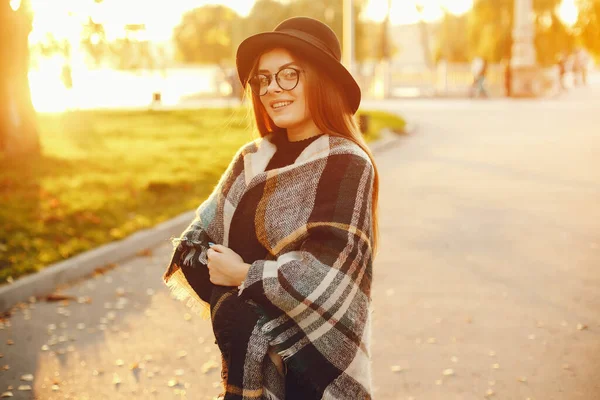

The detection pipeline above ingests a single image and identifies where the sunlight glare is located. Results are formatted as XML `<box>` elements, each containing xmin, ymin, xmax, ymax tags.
<box><xmin>363</xmin><ymin>0</ymin><xmax>472</xmax><ymax>24</ymax></box>
<box><xmin>10</xmin><ymin>0</ymin><xmax>21</xmax><ymax>11</ymax></box>
<box><xmin>557</xmin><ymin>0</ymin><xmax>578</xmax><ymax>26</ymax></box>
<box><xmin>442</xmin><ymin>0</ymin><xmax>473</xmax><ymax>16</ymax></box>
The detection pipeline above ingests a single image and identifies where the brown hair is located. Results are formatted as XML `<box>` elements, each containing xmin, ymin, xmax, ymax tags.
<box><xmin>245</xmin><ymin>50</ymin><xmax>380</xmax><ymax>255</ymax></box>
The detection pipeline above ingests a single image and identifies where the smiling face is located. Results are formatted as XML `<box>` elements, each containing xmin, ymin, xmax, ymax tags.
<box><xmin>255</xmin><ymin>48</ymin><xmax>312</xmax><ymax>133</ymax></box>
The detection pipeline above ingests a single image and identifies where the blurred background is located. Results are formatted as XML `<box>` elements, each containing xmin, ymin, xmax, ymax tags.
<box><xmin>7</xmin><ymin>0</ymin><xmax>599</xmax><ymax>112</ymax></box>
<box><xmin>1</xmin><ymin>2</ymin><xmax>600</xmax><ymax>399</ymax></box>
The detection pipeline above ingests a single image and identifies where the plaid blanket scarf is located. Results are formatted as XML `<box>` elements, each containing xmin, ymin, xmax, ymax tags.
<box><xmin>163</xmin><ymin>134</ymin><xmax>374</xmax><ymax>399</ymax></box>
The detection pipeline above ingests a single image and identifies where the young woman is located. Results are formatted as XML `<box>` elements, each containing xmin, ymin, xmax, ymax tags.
<box><xmin>164</xmin><ymin>17</ymin><xmax>379</xmax><ymax>399</ymax></box>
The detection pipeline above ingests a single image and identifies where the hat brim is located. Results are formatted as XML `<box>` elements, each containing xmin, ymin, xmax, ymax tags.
<box><xmin>236</xmin><ymin>31</ymin><xmax>361</xmax><ymax>114</ymax></box>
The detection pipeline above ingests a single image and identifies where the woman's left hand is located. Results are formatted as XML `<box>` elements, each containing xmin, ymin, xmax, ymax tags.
<box><xmin>206</xmin><ymin>244</ymin><xmax>251</xmax><ymax>287</ymax></box>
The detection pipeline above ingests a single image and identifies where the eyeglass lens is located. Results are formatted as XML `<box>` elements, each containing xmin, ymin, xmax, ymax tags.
<box><xmin>250</xmin><ymin>68</ymin><xmax>299</xmax><ymax>96</ymax></box>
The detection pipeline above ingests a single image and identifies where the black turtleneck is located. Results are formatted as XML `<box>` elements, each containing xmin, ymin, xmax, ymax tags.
<box><xmin>265</xmin><ymin>134</ymin><xmax>324</xmax><ymax>171</ymax></box>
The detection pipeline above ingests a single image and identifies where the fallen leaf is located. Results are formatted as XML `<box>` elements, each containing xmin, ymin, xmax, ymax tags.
<box><xmin>44</xmin><ymin>294</ymin><xmax>76</xmax><ymax>302</ymax></box>
<box><xmin>77</xmin><ymin>297</ymin><xmax>92</xmax><ymax>304</ymax></box>
<box><xmin>201</xmin><ymin>360</ymin><xmax>219</xmax><ymax>374</ymax></box>
<box><xmin>442</xmin><ymin>369</ymin><xmax>454</xmax><ymax>376</ymax></box>
<box><xmin>137</xmin><ymin>249</ymin><xmax>153</xmax><ymax>257</ymax></box>
<box><xmin>167</xmin><ymin>379</ymin><xmax>178</xmax><ymax>387</ymax></box>
<box><xmin>20</xmin><ymin>374</ymin><xmax>34</xmax><ymax>382</ymax></box>
<box><xmin>17</xmin><ymin>386</ymin><xmax>31</xmax><ymax>391</ymax></box>
<box><xmin>390</xmin><ymin>365</ymin><xmax>403</xmax><ymax>373</ymax></box>
<box><xmin>0</xmin><ymin>392</ymin><xmax>13</xmax><ymax>398</ymax></box>
<box><xmin>116</xmin><ymin>359</ymin><xmax>124</xmax><ymax>367</ymax></box>
<box><xmin>113</xmin><ymin>373</ymin><xmax>122</xmax><ymax>385</ymax></box>
<box><xmin>577</xmin><ymin>323</ymin><xmax>588</xmax><ymax>331</ymax></box>
<box><xmin>177</xmin><ymin>350</ymin><xmax>187</xmax><ymax>359</ymax></box>
<box><xmin>52</xmin><ymin>385</ymin><xmax>60</xmax><ymax>391</ymax></box>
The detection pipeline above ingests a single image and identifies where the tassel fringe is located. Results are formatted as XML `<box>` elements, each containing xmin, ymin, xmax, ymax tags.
<box><xmin>164</xmin><ymin>269</ymin><xmax>210</xmax><ymax>320</ymax></box>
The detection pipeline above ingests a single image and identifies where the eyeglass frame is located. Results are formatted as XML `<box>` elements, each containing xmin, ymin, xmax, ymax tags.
<box><xmin>248</xmin><ymin>67</ymin><xmax>304</xmax><ymax>96</ymax></box>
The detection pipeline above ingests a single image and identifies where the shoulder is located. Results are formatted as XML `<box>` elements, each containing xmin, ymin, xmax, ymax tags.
<box><xmin>327</xmin><ymin>135</ymin><xmax>373</xmax><ymax>169</ymax></box>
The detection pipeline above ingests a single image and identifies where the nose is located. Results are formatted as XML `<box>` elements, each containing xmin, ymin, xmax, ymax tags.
<box><xmin>266</xmin><ymin>75</ymin><xmax>281</xmax><ymax>94</ymax></box>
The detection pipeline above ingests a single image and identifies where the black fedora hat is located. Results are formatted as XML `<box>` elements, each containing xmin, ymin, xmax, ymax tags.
<box><xmin>236</xmin><ymin>16</ymin><xmax>361</xmax><ymax>114</ymax></box>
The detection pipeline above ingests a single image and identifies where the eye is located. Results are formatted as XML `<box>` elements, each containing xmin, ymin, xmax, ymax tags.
<box><xmin>280</xmin><ymin>68</ymin><xmax>298</xmax><ymax>80</ymax></box>
<box><xmin>251</xmin><ymin>75</ymin><xmax>268</xmax><ymax>85</ymax></box>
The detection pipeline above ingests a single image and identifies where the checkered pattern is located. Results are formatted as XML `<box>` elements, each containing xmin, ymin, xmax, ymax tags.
<box><xmin>164</xmin><ymin>134</ymin><xmax>374</xmax><ymax>399</ymax></box>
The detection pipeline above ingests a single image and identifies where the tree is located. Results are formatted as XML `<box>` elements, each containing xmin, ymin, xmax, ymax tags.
<box><xmin>434</xmin><ymin>11</ymin><xmax>470</xmax><ymax>63</ymax></box>
<box><xmin>243</xmin><ymin>0</ymin><xmax>372</xmax><ymax>62</ymax></box>
<box><xmin>174</xmin><ymin>5</ymin><xmax>241</xmax><ymax>65</ymax></box>
<box><xmin>457</xmin><ymin>0</ymin><xmax>572</xmax><ymax>65</ymax></box>
<box><xmin>81</xmin><ymin>16</ymin><xmax>107</xmax><ymax>68</ymax></box>
<box><xmin>576</xmin><ymin>0</ymin><xmax>600</xmax><ymax>58</ymax></box>
<box><xmin>0</xmin><ymin>0</ymin><xmax>39</xmax><ymax>156</ymax></box>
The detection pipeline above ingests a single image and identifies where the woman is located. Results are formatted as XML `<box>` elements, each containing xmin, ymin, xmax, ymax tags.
<box><xmin>163</xmin><ymin>17</ymin><xmax>378</xmax><ymax>399</ymax></box>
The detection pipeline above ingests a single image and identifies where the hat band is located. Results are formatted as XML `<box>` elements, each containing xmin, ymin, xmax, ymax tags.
<box><xmin>276</xmin><ymin>28</ymin><xmax>339</xmax><ymax>60</ymax></box>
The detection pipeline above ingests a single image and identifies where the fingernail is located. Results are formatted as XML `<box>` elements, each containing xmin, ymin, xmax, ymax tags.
<box><xmin>208</xmin><ymin>242</ymin><xmax>215</xmax><ymax>247</ymax></box>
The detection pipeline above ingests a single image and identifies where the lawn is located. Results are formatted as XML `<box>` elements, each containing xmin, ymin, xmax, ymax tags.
<box><xmin>0</xmin><ymin>107</ymin><xmax>405</xmax><ymax>283</ymax></box>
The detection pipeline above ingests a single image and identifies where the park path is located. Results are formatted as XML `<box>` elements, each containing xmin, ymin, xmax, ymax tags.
<box><xmin>368</xmin><ymin>78</ymin><xmax>600</xmax><ymax>400</ymax></box>
<box><xmin>1</xmin><ymin>78</ymin><xmax>599</xmax><ymax>399</ymax></box>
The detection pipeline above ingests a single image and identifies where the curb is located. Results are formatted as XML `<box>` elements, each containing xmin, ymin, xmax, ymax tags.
<box><xmin>0</xmin><ymin>126</ymin><xmax>409</xmax><ymax>312</ymax></box>
<box><xmin>0</xmin><ymin>211</ymin><xmax>194</xmax><ymax>312</ymax></box>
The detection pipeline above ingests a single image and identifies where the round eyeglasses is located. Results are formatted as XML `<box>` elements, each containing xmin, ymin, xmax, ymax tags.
<box><xmin>249</xmin><ymin>67</ymin><xmax>302</xmax><ymax>96</ymax></box>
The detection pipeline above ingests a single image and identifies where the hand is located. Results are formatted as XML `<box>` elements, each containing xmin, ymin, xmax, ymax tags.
<box><xmin>206</xmin><ymin>244</ymin><xmax>250</xmax><ymax>287</ymax></box>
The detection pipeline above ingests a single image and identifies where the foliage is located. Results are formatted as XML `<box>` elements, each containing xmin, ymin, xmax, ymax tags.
<box><xmin>576</xmin><ymin>0</ymin><xmax>600</xmax><ymax>58</ymax></box>
<box><xmin>434</xmin><ymin>0</ymin><xmax>581</xmax><ymax>66</ymax></box>
<box><xmin>174</xmin><ymin>5</ymin><xmax>241</xmax><ymax>64</ymax></box>
<box><xmin>0</xmin><ymin>107</ymin><xmax>405</xmax><ymax>283</ymax></box>
<box><xmin>174</xmin><ymin>0</ymin><xmax>382</xmax><ymax>65</ymax></box>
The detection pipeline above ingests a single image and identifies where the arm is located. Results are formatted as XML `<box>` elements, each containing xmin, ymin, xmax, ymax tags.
<box><xmin>163</xmin><ymin>142</ymin><xmax>253</xmax><ymax>311</ymax></box>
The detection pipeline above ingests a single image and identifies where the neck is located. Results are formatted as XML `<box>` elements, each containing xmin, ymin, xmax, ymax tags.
<box><xmin>286</xmin><ymin>119</ymin><xmax>321</xmax><ymax>142</ymax></box>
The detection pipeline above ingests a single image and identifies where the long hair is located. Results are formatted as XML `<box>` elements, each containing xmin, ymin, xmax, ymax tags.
<box><xmin>245</xmin><ymin>52</ymin><xmax>380</xmax><ymax>255</ymax></box>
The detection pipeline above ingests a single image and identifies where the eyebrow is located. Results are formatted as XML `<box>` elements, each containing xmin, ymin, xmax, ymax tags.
<box><xmin>257</xmin><ymin>62</ymin><xmax>298</xmax><ymax>74</ymax></box>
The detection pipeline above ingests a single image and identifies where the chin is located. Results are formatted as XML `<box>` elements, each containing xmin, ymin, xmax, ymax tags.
<box><xmin>271</xmin><ymin>116</ymin><xmax>300</xmax><ymax>128</ymax></box>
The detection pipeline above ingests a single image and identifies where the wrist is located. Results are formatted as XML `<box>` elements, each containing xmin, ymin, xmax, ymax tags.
<box><xmin>237</xmin><ymin>262</ymin><xmax>251</xmax><ymax>286</ymax></box>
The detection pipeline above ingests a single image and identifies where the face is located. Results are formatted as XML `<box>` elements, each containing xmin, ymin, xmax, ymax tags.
<box><xmin>254</xmin><ymin>48</ymin><xmax>311</xmax><ymax>130</ymax></box>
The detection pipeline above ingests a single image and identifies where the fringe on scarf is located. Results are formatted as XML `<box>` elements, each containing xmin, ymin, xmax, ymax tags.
<box><xmin>163</xmin><ymin>237</ymin><xmax>211</xmax><ymax>320</ymax></box>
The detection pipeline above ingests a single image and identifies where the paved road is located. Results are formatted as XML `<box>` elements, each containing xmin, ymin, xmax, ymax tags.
<box><xmin>369</xmin><ymin>83</ymin><xmax>600</xmax><ymax>400</ymax></box>
<box><xmin>1</xmin><ymin>84</ymin><xmax>599</xmax><ymax>399</ymax></box>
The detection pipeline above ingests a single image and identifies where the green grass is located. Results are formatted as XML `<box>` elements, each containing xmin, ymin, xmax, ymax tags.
<box><xmin>0</xmin><ymin>107</ymin><xmax>405</xmax><ymax>283</ymax></box>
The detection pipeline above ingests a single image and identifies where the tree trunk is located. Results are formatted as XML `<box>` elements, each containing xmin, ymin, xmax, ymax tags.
<box><xmin>0</xmin><ymin>0</ymin><xmax>40</xmax><ymax>156</ymax></box>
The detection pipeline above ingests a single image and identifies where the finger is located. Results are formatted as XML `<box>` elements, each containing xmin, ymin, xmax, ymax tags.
<box><xmin>210</xmin><ymin>244</ymin><xmax>227</xmax><ymax>253</ymax></box>
<box><xmin>207</xmin><ymin>248</ymin><xmax>219</xmax><ymax>259</ymax></box>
